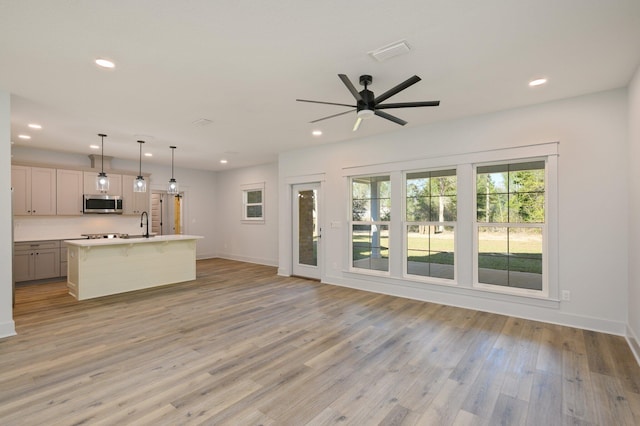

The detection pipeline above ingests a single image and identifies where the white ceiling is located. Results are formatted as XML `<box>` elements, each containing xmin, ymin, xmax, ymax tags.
<box><xmin>2</xmin><ymin>1</ymin><xmax>640</xmax><ymax>171</ymax></box>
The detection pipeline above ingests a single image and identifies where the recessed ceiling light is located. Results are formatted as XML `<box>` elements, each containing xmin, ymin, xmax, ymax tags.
<box><xmin>18</xmin><ymin>134</ymin><xmax>31</xmax><ymax>140</ymax></box>
<box><xmin>529</xmin><ymin>78</ymin><xmax>548</xmax><ymax>87</ymax></box>
<box><xmin>312</xmin><ymin>130</ymin><xmax>322</xmax><ymax>136</ymax></box>
<box><xmin>90</xmin><ymin>144</ymin><xmax>100</xmax><ymax>149</ymax></box>
<box><xmin>144</xmin><ymin>152</ymin><xmax>153</xmax><ymax>157</ymax></box>
<box><xmin>220</xmin><ymin>159</ymin><xmax>228</xmax><ymax>164</ymax></box>
<box><xmin>95</xmin><ymin>58</ymin><xmax>115</xmax><ymax>69</ymax></box>
<box><xmin>28</xmin><ymin>123</ymin><xmax>42</xmax><ymax>129</ymax></box>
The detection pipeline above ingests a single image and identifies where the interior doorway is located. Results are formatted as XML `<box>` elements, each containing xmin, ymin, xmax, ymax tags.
<box><xmin>292</xmin><ymin>183</ymin><xmax>321</xmax><ymax>279</ymax></box>
<box><xmin>151</xmin><ymin>191</ymin><xmax>184</xmax><ymax>235</ymax></box>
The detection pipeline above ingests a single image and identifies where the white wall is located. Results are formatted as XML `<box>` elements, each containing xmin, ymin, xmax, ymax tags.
<box><xmin>215</xmin><ymin>162</ymin><xmax>278</xmax><ymax>266</ymax></box>
<box><xmin>0</xmin><ymin>91</ymin><xmax>15</xmax><ymax>338</ymax></box>
<box><xmin>628</xmin><ymin>65</ymin><xmax>640</xmax><ymax>358</ymax></box>
<box><xmin>10</xmin><ymin>147</ymin><xmax>218</xmax><ymax>259</ymax></box>
<box><xmin>279</xmin><ymin>88</ymin><xmax>629</xmax><ymax>334</ymax></box>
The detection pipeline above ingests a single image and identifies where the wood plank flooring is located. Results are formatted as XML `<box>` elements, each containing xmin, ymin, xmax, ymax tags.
<box><xmin>1</xmin><ymin>258</ymin><xmax>639</xmax><ymax>425</ymax></box>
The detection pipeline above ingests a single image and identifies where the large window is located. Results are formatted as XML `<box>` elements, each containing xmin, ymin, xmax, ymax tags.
<box><xmin>475</xmin><ymin>161</ymin><xmax>545</xmax><ymax>292</ymax></box>
<box><xmin>405</xmin><ymin>169</ymin><xmax>457</xmax><ymax>280</ymax></box>
<box><xmin>343</xmin><ymin>143</ymin><xmax>557</xmax><ymax>302</ymax></box>
<box><xmin>351</xmin><ymin>175</ymin><xmax>390</xmax><ymax>272</ymax></box>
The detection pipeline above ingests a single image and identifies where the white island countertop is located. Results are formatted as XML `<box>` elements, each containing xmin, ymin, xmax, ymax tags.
<box><xmin>64</xmin><ymin>234</ymin><xmax>203</xmax><ymax>247</ymax></box>
<box><xmin>65</xmin><ymin>234</ymin><xmax>203</xmax><ymax>300</ymax></box>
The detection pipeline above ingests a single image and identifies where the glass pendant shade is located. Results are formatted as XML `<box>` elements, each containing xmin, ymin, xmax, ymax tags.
<box><xmin>167</xmin><ymin>146</ymin><xmax>179</xmax><ymax>194</ymax></box>
<box><xmin>96</xmin><ymin>172</ymin><xmax>110</xmax><ymax>192</ymax></box>
<box><xmin>96</xmin><ymin>133</ymin><xmax>109</xmax><ymax>192</ymax></box>
<box><xmin>134</xmin><ymin>140</ymin><xmax>147</xmax><ymax>193</ymax></box>
<box><xmin>134</xmin><ymin>175</ymin><xmax>146</xmax><ymax>192</ymax></box>
<box><xmin>168</xmin><ymin>178</ymin><xmax>179</xmax><ymax>194</ymax></box>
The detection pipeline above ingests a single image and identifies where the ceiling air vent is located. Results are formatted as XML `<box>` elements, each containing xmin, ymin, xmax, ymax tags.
<box><xmin>369</xmin><ymin>40</ymin><xmax>411</xmax><ymax>62</ymax></box>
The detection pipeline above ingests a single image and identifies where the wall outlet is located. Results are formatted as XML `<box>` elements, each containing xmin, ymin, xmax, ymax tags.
<box><xmin>561</xmin><ymin>290</ymin><xmax>571</xmax><ymax>301</ymax></box>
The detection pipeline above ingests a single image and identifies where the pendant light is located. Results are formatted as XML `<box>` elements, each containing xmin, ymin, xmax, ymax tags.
<box><xmin>134</xmin><ymin>140</ymin><xmax>147</xmax><ymax>192</ymax></box>
<box><xmin>167</xmin><ymin>145</ymin><xmax>179</xmax><ymax>194</ymax></box>
<box><xmin>96</xmin><ymin>133</ymin><xmax>110</xmax><ymax>192</ymax></box>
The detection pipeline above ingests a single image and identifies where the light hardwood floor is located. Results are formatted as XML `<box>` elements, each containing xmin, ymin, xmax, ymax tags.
<box><xmin>1</xmin><ymin>258</ymin><xmax>639</xmax><ymax>425</ymax></box>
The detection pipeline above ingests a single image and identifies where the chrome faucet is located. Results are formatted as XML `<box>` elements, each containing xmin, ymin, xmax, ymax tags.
<box><xmin>140</xmin><ymin>211</ymin><xmax>150</xmax><ymax>238</ymax></box>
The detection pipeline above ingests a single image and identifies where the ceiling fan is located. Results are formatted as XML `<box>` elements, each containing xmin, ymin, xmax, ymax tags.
<box><xmin>297</xmin><ymin>74</ymin><xmax>440</xmax><ymax>131</ymax></box>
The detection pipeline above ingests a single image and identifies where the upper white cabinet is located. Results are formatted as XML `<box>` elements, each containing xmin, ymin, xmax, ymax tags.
<box><xmin>56</xmin><ymin>169</ymin><xmax>84</xmax><ymax>215</ymax></box>
<box><xmin>121</xmin><ymin>174</ymin><xmax>150</xmax><ymax>215</ymax></box>
<box><xmin>11</xmin><ymin>165</ymin><xmax>57</xmax><ymax>215</ymax></box>
<box><xmin>83</xmin><ymin>171</ymin><xmax>122</xmax><ymax>196</ymax></box>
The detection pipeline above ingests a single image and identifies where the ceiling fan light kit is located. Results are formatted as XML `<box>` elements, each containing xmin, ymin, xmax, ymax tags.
<box><xmin>297</xmin><ymin>73</ymin><xmax>440</xmax><ymax>131</ymax></box>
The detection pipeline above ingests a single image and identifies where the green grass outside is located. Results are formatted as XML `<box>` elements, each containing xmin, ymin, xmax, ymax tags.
<box><xmin>352</xmin><ymin>231</ymin><xmax>542</xmax><ymax>274</ymax></box>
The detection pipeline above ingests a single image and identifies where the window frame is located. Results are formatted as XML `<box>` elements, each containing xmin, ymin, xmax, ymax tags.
<box><xmin>342</xmin><ymin>142</ymin><xmax>558</xmax><ymax>304</ymax></box>
<box><xmin>241</xmin><ymin>182</ymin><xmax>265</xmax><ymax>223</ymax></box>
<box><xmin>472</xmin><ymin>158</ymin><xmax>549</xmax><ymax>298</ymax></box>
<box><xmin>402</xmin><ymin>168</ymin><xmax>458</xmax><ymax>285</ymax></box>
<box><xmin>348</xmin><ymin>173</ymin><xmax>392</xmax><ymax>276</ymax></box>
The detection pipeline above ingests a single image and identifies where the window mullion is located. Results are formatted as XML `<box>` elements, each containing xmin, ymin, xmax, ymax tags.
<box><xmin>456</xmin><ymin>164</ymin><xmax>474</xmax><ymax>287</ymax></box>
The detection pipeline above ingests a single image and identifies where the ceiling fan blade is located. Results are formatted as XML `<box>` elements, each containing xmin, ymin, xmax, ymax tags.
<box><xmin>296</xmin><ymin>99</ymin><xmax>356</xmax><ymax>108</ymax></box>
<box><xmin>374</xmin><ymin>75</ymin><xmax>422</xmax><ymax>105</ymax></box>
<box><xmin>352</xmin><ymin>117</ymin><xmax>363</xmax><ymax>132</ymax></box>
<box><xmin>376</xmin><ymin>100</ymin><xmax>440</xmax><ymax>109</ymax></box>
<box><xmin>374</xmin><ymin>110</ymin><xmax>407</xmax><ymax>126</ymax></box>
<box><xmin>338</xmin><ymin>74</ymin><xmax>364</xmax><ymax>102</ymax></box>
<box><xmin>310</xmin><ymin>109</ymin><xmax>355</xmax><ymax>123</ymax></box>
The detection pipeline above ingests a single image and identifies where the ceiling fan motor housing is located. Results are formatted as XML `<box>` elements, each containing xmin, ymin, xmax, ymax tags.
<box><xmin>357</xmin><ymin>89</ymin><xmax>375</xmax><ymax>113</ymax></box>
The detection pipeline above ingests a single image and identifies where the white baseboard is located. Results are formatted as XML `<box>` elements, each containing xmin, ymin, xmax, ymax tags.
<box><xmin>321</xmin><ymin>274</ymin><xmax>627</xmax><ymax>336</ymax></box>
<box><xmin>216</xmin><ymin>253</ymin><xmax>278</xmax><ymax>267</ymax></box>
<box><xmin>0</xmin><ymin>320</ymin><xmax>16</xmax><ymax>340</ymax></box>
<box><xmin>196</xmin><ymin>253</ymin><xmax>218</xmax><ymax>260</ymax></box>
<box><xmin>627</xmin><ymin>325</ymin><xmax>640</xmax><ymax>367</ymax></box>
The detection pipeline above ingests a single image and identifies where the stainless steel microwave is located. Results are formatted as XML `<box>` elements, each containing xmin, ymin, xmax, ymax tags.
<box><xmin>83</xmin><ymin>194</ymin><xmax>123</xmax><ymax>214</ymax></box>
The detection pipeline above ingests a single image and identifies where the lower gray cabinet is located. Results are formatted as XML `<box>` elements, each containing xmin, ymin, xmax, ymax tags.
<box><xmin>13</xmin><ymin>241</ymin><xmax>60</xmax><ymax>282</ymax></box>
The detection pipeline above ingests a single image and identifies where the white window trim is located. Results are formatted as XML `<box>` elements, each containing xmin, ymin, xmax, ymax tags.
<box><xmin>348</xmin><ymin>173</ymin><xmax>392</xmax><ymax>276</ymax></box>
<box><xmin>402</xmin><ymin>167</ymin><xmax>459</xmax><ymax>285</ymax></box>
<box><xmin>241</xmin><ymin>182</ymin><xmax>265</xmax><ymax>223</ymax></box>
<box><xmin>342</xmin><ymin>142</ymin><xmax>559</xmax><ymax>303</ymax></box>
<box><xmin>472</xmin><ymin>157</ymin><xmax>552</xmax><ymax>299</ymax></box>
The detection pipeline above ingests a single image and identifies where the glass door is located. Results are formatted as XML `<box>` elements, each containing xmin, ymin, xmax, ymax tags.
<box><xmin>292</xmin><ymin>183</ymin><xmax>321</xmax><ymax>279</ymax></box>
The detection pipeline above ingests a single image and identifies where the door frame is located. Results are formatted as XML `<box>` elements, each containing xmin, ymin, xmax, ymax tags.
<box><xmin>292</xmin><ymin>183</ymin><xmax>321</xmax><ymax>279</ymax></box>
<box><xmin>279</xmin><ymin>174</ymin><xmax>325</xmax><ymax>280</ymax></box>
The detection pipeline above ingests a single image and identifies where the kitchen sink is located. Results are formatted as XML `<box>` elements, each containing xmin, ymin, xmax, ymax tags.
<box><xmin>119</xmin><ymin>234</ymin><xmax>155</xmax><ymax>239</ymax></box>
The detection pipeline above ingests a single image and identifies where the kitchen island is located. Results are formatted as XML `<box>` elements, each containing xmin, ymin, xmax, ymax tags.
<box><xmin>65</xmin><ymin>235</ymin><xmax>203</xmax><ymax>300</ymax></box>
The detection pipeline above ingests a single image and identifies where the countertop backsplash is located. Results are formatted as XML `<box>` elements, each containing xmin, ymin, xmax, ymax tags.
<box><xmin>14</xmin><ymin>215</ymin><xmax>146</xmax><ymax>242</ymax></box>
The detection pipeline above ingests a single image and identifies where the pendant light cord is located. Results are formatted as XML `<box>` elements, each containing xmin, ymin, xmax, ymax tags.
<box><xmin>98</xmin><ymin>133</ymin><xmax>107</xmax><ymax>174</ymax></box>
<box><xmin>170</xmin><ymin>146</ymin><xmax>175</xmax><ymax>179</ymax></box>
<box><xmin>138</xmin><ymin>140</ymin><xmax>144</xmax><ymax>176</ymax></box>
